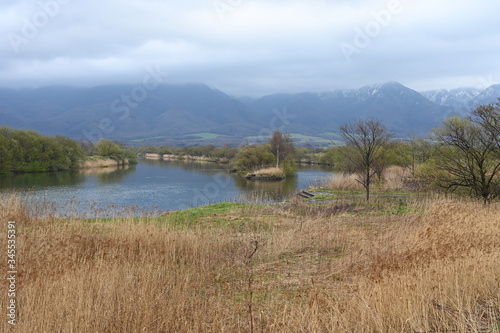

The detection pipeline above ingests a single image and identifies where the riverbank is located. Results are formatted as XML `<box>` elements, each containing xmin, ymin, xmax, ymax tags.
<box><xmin>0</xmin><ymin>157</ymin><xmax>131</xmax><ymax>176</ymax></box>
<box><xmin>144</xmin><ymin>152</ymin><xmax>332</xmax><ymax>166</ymax></box>
<box><xmin>78</xmin><ymin>157</ymin><xmax>130</xmax><ymax>169</ymax></box>
<box><xmin>1</xmin><ymin>193</ymin><xmax>498</xmax><ymax>332</ymax></box>
<box><xmin>145</xmin><ymin>153</ymin><xmax>229</xmax><ymax>163</ymax></box>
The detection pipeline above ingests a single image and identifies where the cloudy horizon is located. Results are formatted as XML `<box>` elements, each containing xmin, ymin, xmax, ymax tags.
<box><xmin>1</xmin><ymin>0</ymin><xmax>499</xmax><ymax>97</ymax></box>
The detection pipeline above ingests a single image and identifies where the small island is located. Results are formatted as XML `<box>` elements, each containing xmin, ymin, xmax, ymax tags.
<box><xmin>231</xmin><ymin>131</ymin><xmax>297</xmax><ymax>181</ymax></box>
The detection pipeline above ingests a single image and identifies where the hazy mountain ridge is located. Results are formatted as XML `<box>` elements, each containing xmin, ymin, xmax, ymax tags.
<box><xmin>244</xmin><ymin>82</ymin><xmax>455</xmax><ymax>137</ymax></box>
<box><xmin>0</xmin><ymin>82</ymin><xmax>498</xmax><ymax>145</ymax></box>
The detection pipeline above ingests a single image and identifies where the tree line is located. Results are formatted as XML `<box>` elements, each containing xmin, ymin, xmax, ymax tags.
<box><xmin>135</xmin><ymin>144</ymin><xmax>239</xmax><ymax>162</ymax></box>
<box><xmin>0</xmin><ymin>127</ymin><xmax>135</xmax><ymax>174</ymax></box>
<box><xmin>332</xmin><ymin>100</ymin><xmax>500</xmax><ymax>203</ymax></box>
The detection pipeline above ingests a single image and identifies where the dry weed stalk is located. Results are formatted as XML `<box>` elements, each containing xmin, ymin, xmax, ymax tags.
<box><xmin>246</xmin><ymin>240</ymin><xmax>259</xmax><ymax>333</ymax></box>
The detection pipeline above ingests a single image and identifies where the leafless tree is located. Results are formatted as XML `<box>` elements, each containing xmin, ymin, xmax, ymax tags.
<box><xmin>471</xmin><ymin>99</ymin><xmax>500</xmax><ymax>152</ymax></box>
<box><xmin>339</xmin><ymin>119</ymin><xmax>393</xmax><ymax>201</ymax></box>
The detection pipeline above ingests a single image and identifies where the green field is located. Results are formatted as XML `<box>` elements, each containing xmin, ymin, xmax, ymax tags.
<box><xmin>289</xmin><ymin>134</ymin><xmax>341</xmax><ymax>145</ymax></box>
<box><xmin>131</xmin><ymin>136</ymin><xmax>167</xmax><ymax>142</ymax></box>
<box><xmin>186</xmin><ymin>132</ymin><xmax>229</xmax><ymax>140</ymax></box>
<box><xmin>244</xmin><ymin>133</ymin><xmax>341</xmax><ymax>146</ymax></box>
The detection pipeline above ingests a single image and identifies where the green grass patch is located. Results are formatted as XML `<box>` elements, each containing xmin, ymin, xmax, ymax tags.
<box><xmin>304</xmin><ymin>193</ymin><xmax>334</xmax><ymax>201</ymax></box>
<box><xmin>131</xmin><ymin>136</ymin><xmax>167</xmax><ymax>142</ymax></box>
<box><xmin>58</xmin><ymin>202</ymin><xmax>274</xmax><ymax>231</ymax></box>
<box><xmin>158</xmin><ymin>202</ymin><xmax>265</xmax><ymax>229</ymax></box>
<box><xmin>289</xmin><ymin>134</ymin><xmax>335</xmax><ymax>143</ymax></box>
<box><xmin>244</xmin><ymin>133</ymin><xmax>341</xmax><ymax>146</ymax></box>
<box><xmin>319</xmin><ymin>131</ymin><xmax>342</xmax><ymax>137</ymax></box>
<box><xmin>186</xmin><ymin>132</ymin><xmax>229</xmax><ymax>140</ymax></box>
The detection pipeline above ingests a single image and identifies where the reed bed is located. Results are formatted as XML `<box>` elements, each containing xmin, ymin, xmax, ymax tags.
<box><xmin>0</xmin><ymin>191</ymin><xmax>498</xmax><ymax>332</ymax></box>
<box><xmin>326</xmin><ymin>166</ymin><xmax>412</xmax><ymax>192</ymax></box>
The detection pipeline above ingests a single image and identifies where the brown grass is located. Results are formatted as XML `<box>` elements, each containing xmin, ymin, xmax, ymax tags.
<box><xmin>326</xmin><ymin>173</ymin><xmax>364</xmax><ymax>191</ymax></box>
<box><xmin>326</xmin><ymin>166</ymin><xmax>411</xmax><ymax>192</ymax></box>
<box><xmin>0</xmin><ymin>192</ymin><xmax>499</xmax><ymax>332</ymax></box>
<box><xmin>252</xmin><ymin>167</ymin><xmax>286</xmax><ymax>178</ymax></box>
<box><xmin>382</xmin><ymin>165</ymin><xmax>410</xmax><ymax>190</ymax></box>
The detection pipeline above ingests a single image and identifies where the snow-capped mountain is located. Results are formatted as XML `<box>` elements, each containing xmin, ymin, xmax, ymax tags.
<box><xmin>420</xmin><ymin>85</ymin><xmax>500</xmax><ymax>114</ymax></box>
<box><xmin>476</xmin><ymin>84</ymin><xmax>500</xmax><ymax>105</ymax></box>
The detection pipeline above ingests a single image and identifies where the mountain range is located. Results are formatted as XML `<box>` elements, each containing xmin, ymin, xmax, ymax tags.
<box><xmin>0</xmin><ymin>82</ymin><xmax>498</xmax><ymax>146</ymax></box>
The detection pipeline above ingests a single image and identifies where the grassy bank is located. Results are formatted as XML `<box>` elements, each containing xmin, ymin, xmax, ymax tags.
<box><xmin>0</xmin><ymin>193</ymin><xmax>499</xmax><ymax>332</ymax></box>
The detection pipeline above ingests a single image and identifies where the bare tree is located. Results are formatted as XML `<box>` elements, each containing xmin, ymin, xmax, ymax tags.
<box><xmin>433</xmin><ymin>102</ymin><xmax>500</xmax><ymax>204</ymax></box>
<box><xmin>471</xmin><ymin>99</ymin><xmax>500</xmax><ymax>152</ymax></box>
<box><xmin>339</xmin><ymin>119</ymin><xmax>393</xmax><ymax>201</ymax></box>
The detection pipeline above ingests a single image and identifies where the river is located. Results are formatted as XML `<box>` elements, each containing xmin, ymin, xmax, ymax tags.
<box><xmin>0</xmin><ymin>159</ymin><xmax>334</xmax><ymax>214</ymax></box>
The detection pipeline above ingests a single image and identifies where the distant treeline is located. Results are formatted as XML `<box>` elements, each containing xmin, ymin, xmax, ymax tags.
<box><xmin>0</xmin><ymin>127</ymin><xmax>135</xmax><ymax>173</ymax></box>
<box><xmin>134</xmin><ymin>141</ymin><xmax>431</xmax><ymax>171</ymax></box>
<box><xmin>135</xmin><ymin>144</ymin><xmax>238</xmax><ymax>161</ymax></box>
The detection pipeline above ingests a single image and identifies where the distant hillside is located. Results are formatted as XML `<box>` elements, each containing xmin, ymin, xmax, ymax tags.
<box><xmin>0</xmin><ymin>84</ymin><xmax>264</xmax><ymax>145</ymax></box>
<box><xmin>0</xmin><ymin>82</ymin><xmax>498</xmax><ymax>146</ymax></box>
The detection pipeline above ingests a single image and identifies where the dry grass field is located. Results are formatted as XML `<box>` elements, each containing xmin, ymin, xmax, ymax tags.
<box><xmin>0</xmin><ymin>191</ymin><xmax>499</xmax><ymax>332</ymax></box>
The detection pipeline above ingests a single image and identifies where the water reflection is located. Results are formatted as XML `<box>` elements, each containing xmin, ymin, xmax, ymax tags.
<box><xmin>0</xmin><ymin>165</ymin><xmax>135</xmax><ymax>190</ymax></box>
<box><xmin>232</xmin><ymin>174</ymin><xmax>298</xmax><ymax>201</ymax></box>
<box><xmin>77</xmin><ymin>164</ymin><xmax>129</xmax><ymax>175</ymax></box>
<box><xmin>144</xmin><ymin>159</ymin><xmax>315</xmax><ymax>201</ymax></box>
<box><xmin>140</xmin><ymin>158</ymin><xmax>226</xmax><ymax>175</ymax></box>
<box><xmin>82</xmin><ymin>165</ymin><xmax>135</xmax><ymax>184</ymax></box>
<box><xmin>0</xmin><ymin>171</ymin><xmax>86</xmax><ymax>189</ymax></box>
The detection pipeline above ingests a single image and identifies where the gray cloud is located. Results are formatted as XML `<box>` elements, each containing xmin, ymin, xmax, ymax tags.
<box><xmin>1</xmin><ymin>0</ymin><xmax>499</xmax><ymax>96</ymax></box>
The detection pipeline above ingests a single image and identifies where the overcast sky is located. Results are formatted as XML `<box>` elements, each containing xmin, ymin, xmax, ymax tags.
<box><xmin>1</xmin><ymin>0</ymin><xmax>499</xmax><ymax>96</ymax></box>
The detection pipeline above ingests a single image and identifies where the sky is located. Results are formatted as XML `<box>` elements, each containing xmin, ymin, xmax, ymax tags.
<box><xmin>1</xmin><ymin>0</ymin><xmax>499</xmax><ymax>97</ymax></box>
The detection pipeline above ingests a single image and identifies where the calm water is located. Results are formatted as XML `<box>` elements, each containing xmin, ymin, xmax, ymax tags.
<box><xmin>0</xmin><ymin>159</ymin><xmax>334</xmax><ymax>213</ymax></box>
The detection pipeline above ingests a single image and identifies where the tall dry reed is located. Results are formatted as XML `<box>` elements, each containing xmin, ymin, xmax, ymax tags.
<box><xmin>0</xmin><ymin>192</ymin><xmax>498</xmax><ymax>332</ymax></box>
<box><xmin>326</xmin><ymin>165</ymin><xmax>411</xmax><ymax>192</ymax></box>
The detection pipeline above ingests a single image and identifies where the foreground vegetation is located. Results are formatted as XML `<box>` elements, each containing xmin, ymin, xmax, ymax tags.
<box><xmin>1</xmin><ymin>192</ymin><xmax>498</xmax><ymax>332</ymax></box>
